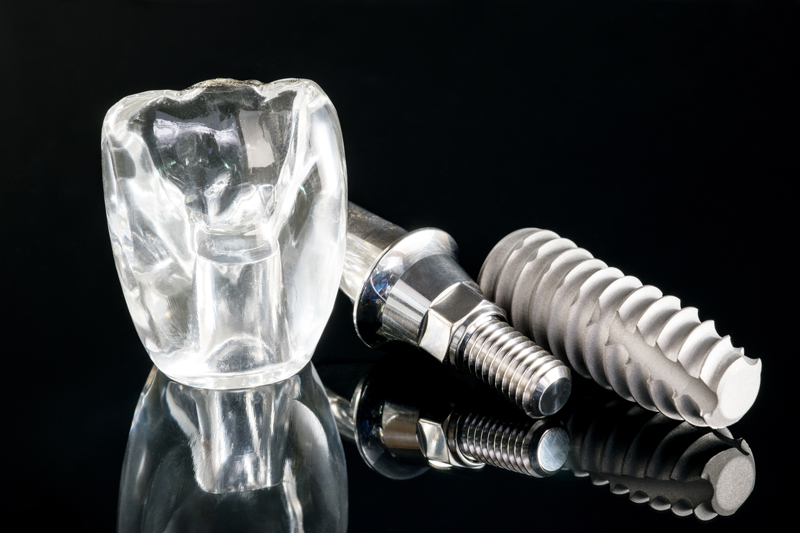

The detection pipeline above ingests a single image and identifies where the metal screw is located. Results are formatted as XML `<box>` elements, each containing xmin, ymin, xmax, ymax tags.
<box><xmin>479</xmin><ymin>228</ymin><xmax>762</xmax><ymax>427</ymax></box>
<box><xmin>340</xmin><ymin>204</ymin><xmax>572</xmax><ymax>418</ymax></box>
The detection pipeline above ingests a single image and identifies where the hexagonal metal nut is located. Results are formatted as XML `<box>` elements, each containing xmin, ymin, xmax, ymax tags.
<box><xmin>417</xmin><ymin>417</ymin><xmax>453</xmax><ymax>467</ymax></box>
<box><xmin>417</xmin><ymin>412</ymin><xmax>484</xmax><ymax>470</ymax></box>
<box><xmin>418</xmin><ymin>282</ymin><xmax>504</xmax><ymax>363</ymax></box>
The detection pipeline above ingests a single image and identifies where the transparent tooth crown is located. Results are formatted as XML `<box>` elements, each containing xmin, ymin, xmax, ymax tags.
<box><xmin>102</xmin><ymin>79</ymin><xmax>347</xmax><ymax>389</ymax></box>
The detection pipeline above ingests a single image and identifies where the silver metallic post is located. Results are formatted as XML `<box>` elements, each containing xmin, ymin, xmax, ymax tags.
<box><xmin>340</xmin><ymin>203</ymin><xmax>572</xmax><ymax>418</ymax></box>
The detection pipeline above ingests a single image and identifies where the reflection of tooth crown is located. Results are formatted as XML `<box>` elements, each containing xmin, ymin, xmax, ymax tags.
<box><xmin>479</xmin><ymin>228</ymin><xmax>761</xmax><ymax>427</ymax></box>
<box><xmin>118</xmin><ymin>364</ymin><xmax>348</xmax><ymax>532</ymax></box>
<box><xmin>565</xmin><ymin>399</ymin><xmax>755</xmax><ymax>520</ymax></box>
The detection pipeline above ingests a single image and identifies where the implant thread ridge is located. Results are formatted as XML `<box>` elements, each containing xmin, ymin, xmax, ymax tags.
<box><xmin>479</xmin><ymin>229</ymin><xmax>761</xmax><ymax>427</ymax></box>
<box><xmin>456</xmin><ymin>413</ymin><xmax>539</xmax><ymax>476</ymax></box>
<box><xmin>454</xmin><ymin>315</ymin><xmax>563</xmax><ymax>417</ymax></box>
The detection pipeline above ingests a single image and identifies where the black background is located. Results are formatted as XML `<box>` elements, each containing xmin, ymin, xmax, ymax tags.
<box><xmin>2</xmin><ymin>0</ymin><xmax>797</xmax><ymax>530</ymax></box>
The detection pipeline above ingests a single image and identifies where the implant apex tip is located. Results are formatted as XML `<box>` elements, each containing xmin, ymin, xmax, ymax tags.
<box><xmin>705</xmin><ymin>356</ymin><xmax>762</xmax><ymax>428</ymax></box>
<box><xmin>704</xmin><ymin>447</ymin><xmax>756</xmax><ymax>516</ymax></box>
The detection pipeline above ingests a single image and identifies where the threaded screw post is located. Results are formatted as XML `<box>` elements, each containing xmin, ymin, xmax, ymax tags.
<box><xmin>453</xmin><ymin>315</ymin><xmax>571</xmax><ymax>417</ymax></box>
<box><xmin>340</xmin><ymin>204</ymin><xmax>573</xmax><ymax>418</ymax></box>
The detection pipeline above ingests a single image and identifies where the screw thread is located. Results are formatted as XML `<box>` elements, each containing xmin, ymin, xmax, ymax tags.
<box><xmin>455</xmin><ymin>412</ymin><xmax>567</xmax><ymax>478</ymax></box>
<box><xmin>478</xmin><ymin>228</ymin><xmax>761</xmax><ymax>427</ymax></box>
<box><xmin>454</xmin><ymin>315</ymin><xmax>571</xmax><ymax>417</ymax></box>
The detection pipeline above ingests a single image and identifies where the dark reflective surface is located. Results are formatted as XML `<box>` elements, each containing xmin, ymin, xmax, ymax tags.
<box><xmin>317</xmin><ymin>350</ymin><xmax>755</xmax><ymax>522</ymax></box>
<box><xmin>6</xmin><ymin>0</ymin><xmax>794</xmax><ymax>531</ymax></box>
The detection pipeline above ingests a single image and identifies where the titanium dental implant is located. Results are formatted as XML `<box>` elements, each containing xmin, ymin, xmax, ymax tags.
<box><xmin>340</xmin><ymin>204</ymin><xmax>572</xmax><ymax>418</ymax></box>
<box><xmin>479</xmin><ymin>228</ymin><xmax>762</xmax><ymax>427</ymax></box>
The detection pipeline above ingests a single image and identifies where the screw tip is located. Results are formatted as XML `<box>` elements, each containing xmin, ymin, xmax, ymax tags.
<box><xmin>536</xmin><ymin>426</ymin><xmax>570</xmax><ymax>475</ymax></box>
<box><xmin>531</xmin><ymin>366</ymin><xmax>572</xmax><ymax>417</ymax></box>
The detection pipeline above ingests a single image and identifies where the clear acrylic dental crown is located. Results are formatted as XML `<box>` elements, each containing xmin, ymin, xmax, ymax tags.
<box><xmin>102</xmin><ymin>79</ymin><xmax>347</xmax><ymax>389</ymax></box>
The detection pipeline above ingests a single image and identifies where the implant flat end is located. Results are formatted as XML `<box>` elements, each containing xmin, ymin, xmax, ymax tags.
<box><xmin>705</xmin><ymin>356</ymin><xmax>761</xmax><ymax>427</ymax></box>
<box><xmin>520</xmin><ymin>421</ymin><xmax>569</xmax><ymax>477</ymax></box>
<box><xmin>703</xmin><ymin>446</ymin><xmax>756</xmax><ymax>516</ymax></box>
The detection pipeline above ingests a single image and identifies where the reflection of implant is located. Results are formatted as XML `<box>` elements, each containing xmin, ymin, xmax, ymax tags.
<box><xmin>456</xmin><ymin>412</ymin><xmax>568</xmax><ymax>477</ymax></box>
<box><xmin>480</xmin><ymin>228</ymin><xmax>761</xmax><ymax>427</ymax></box>
<box><xmin>322</xmin><ymin>353</ymin><xmax>568</xmax><ymax>480</ymax></box>
<box><xmin>564</xmin><ymin>396</ymin><xmax>756</xmax><ymax>520</ymax></box>
<box><xmin>340</xmin><ymin>204</ymin><xmax>571</xmax><ymax>418</ymax></box>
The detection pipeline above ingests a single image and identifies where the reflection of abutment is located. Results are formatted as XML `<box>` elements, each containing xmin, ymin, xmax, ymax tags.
<box><xmin>321</xmin><ymin>352</ymin><xmax>569</xmax><ymax>481</ymax></box>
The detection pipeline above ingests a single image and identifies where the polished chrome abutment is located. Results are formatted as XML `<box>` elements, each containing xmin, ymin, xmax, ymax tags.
<box><xmin>340</xmin><ymin>203</ymin><xmax>572</xmax><ymax>418</ymax></box>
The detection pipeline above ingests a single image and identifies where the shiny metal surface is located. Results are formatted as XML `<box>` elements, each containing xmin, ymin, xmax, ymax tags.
<box><xmin>349</xmin><ymin>371</ymin><xmax>431</xmax><ymax>481</ymax></box>
<box><xmin>327</xmin><ymin>388</ymin><xmax>356</xmax><ymax>443</ymax></box>
<box><xmin>341</xmin><ymin>203</ymin><xmax>572</xmax><ymax>417</ymax></box>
